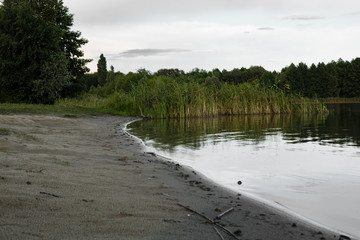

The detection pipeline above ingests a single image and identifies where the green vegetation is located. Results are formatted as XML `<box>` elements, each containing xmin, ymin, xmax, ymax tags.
<box><xmin>0</xmin><ymin>0</ymin><xmax>90</xmax><ymax>104</ymax></box>
<box><xmin>278</xmin><ymin>59</ymin><xmax>360</xmax><ymax>98</ymax></box>
<box><xmin>97</xmin><ymin>54</ymin><xmax>108</xmax><ymax>86</ymax></box>
<box><xmin>0</xmin><ymin>127</ymin><xmax>37</xmax><ymax>140</ymax></box>
<box><xmin>1</xmin><ymin>1</ymin><xmax>358</xmax><ymax>118</ymax></box>
<box><xmin>319</xmin><ymin>98</ymin><xmax>360</xmax><ymax>104</ymax></box>
<box><xmin>51</xmin><ymin>157</ymin><xmax>70</xmax><ymax>166</ymax></box>
<box><xmin>15</xmin><ymin>131</ymin><xmax>38</xmax><ymax>141</ymax></box>
<box><xmin>58</xmin><ymin>63</ymin><xmax>326</xmax><ymax>118</ymax></box>
<box><xmin>0</xmin><ymin>103</ymin><xmax>100</xmax><ymax>116</ymax></box>
<box><xmin>0</xmin><ymin>128</ymin><xmax>10</xmax><ymax>136</ymax></box>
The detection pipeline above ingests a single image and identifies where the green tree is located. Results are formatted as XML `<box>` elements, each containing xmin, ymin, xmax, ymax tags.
<box><xmin>155</xmin><ymin>68</ymin><xmax>185</xmax><ymax>78</ymax></box>
<box><xmin>31</xmin><ymin>53</ymin><xmax>70</xmax><ymax>104</ymax></box>
<box><xmin>349</xmin><ymin>58</ymin><xmax>360</xmax><ymax>97</ymax></box>
<box><xmin>259</xmin><ymin>71</ymin><xmax>277</xmax><ymax>89</ymax></box>
<box><xmin>308</xmin><ymin>63</ymin><xmax>338</xmax><ymax>98</ymax></box>
<box><xmin>337</xmin><ymin>58</ymin><xmax>360</xmax><ymax>97</ymax></box>
<box><xmin>222</xmin><ymin>66</ymin><xmax>266</xmax><ymax>84</ymax></box>
<box><xmin>97</xmin><ymin>54</ymin><xmax>108</xmax><ymax>86</ymax></box>
<box><xmin>0</xmin><ymin>0</ymin><xmax>89</xmax><ymax>103</ymax></box>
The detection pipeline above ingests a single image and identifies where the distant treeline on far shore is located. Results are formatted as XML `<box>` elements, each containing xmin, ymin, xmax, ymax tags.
<box><xmin>89</xmin><ymin>57</ymin><xmax>360</xmax><ymax>99</ymax></box>
<box><xmin>55</xmin><ymin>56</ymin><xmax>360</xmax><ymax>118</ymax></box>
<box><xmin>2</xmin><ymin>55</ymin><xmax>360</xmax><ymax>118</ymax></box>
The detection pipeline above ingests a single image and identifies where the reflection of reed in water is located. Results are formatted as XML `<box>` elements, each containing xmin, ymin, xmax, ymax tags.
<box><xmin>129</xmin><ymin>104</ymin><xmax>360</xmax><ymax>150</ymax></box>
<box><xmin>131</xmin><ymin>113</ymin><xmax>344</xmax><ymax>149</ymax></box>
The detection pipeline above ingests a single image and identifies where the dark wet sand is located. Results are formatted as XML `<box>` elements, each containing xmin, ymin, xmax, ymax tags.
<box><xmin>0</xmin><ymin>115</ymin><xmax>353</xmax><ymax>239</ymax></box>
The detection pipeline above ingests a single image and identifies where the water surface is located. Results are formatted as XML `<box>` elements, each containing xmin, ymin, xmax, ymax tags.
<box><xmin>127</xmin><ymin>104</ymin><xmax>360</xmax><ymax>238</ymax></box>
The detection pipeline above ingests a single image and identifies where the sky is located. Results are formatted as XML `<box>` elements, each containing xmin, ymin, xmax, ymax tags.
<box><xmin>62</xmin><ymin>0</ymin><xmax>360</xmax><ymax>73</ymax></box>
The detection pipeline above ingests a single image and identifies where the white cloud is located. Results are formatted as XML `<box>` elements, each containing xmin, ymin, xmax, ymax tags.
<box><xmin>109</xmin><ymin>49</ymin><xmax>192</xmax><ymax>59</ymax></box>
<box><xmin>281</xmin><ymin>15</ymin><xmax>326</xmax><ymax>20</ymax></box>
<box><xmin>257</xmin><ymin>27</ymin><xmax>276</xmax><ymax>30</ymax></box>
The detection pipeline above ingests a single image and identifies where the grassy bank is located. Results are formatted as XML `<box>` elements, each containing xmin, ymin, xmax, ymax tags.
<box><xmin>1</xmin><ymin>77</ymin><xmax>329</xmax><ymax>118</ymax></box>
<box><xmin>56</xmin><ymin>78</ymin><xmax>328</xmax><ymax>118</ymax></box>
<box><xmin>0</xmin><ymin>103</ymin><xmax>101</xmax><ymax>116</ymax></box>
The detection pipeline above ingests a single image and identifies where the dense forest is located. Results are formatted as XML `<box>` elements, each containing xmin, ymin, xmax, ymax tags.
<box><xmin>1</xmin><ymin>0</ymin><xmax>359</xmax><ymax>118</ymax></box>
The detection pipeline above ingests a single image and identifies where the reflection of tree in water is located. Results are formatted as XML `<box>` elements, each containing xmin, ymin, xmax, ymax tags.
<box><xmin>318</xmin><ymin>104</ymin><xmax>360</xmax><ymax>146</ymax></box>
<box><xmin>128</xmin><ymin>104</ymin><xmax>360</xmax><ymax>151</ymax></box>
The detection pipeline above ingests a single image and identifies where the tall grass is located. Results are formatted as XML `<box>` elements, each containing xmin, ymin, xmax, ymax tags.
<box><xmin>65</xmin><ymin>77</ymin><xmax>327</xmax><ymax>118</ymax></box>
<box><xmin>318</xmin><ymin>97</ymin><xmax>360</xmax><ymax>104</ymax></box>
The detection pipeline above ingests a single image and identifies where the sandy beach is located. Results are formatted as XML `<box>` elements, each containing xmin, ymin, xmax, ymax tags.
<box><xmin>0</xmin><ymin>114</ymin><xmax>352</xmax><ymax>239</ymax></box>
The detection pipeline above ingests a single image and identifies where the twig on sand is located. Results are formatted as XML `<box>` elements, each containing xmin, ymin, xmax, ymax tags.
<box><xmin>214</xmin><ymin>227</ymin><xmax>225</xmax><ymax>240</ymax></box>
<box><xmin>215</xmin><ymin>207</ymin><xmax>234</xmax><ymax>220</ymax></box>
<box><xmin>40</xmin><ymin>192</ymin><xmax>60</xmax><ymax>198</ymax></box>
<box><xmin>177</xmin><ymin>203</ymin><xmax>240</xmax><ymax>240</ymax></box>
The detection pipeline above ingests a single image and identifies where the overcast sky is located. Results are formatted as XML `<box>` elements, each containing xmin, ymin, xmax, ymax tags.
<box><xmin>62</xmin><ymin>0</ymin><xmax>360</xmax><ymax>73</ymax></box>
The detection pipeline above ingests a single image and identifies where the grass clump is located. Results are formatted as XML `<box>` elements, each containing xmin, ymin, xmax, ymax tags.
<box><xmin>0</xmin><ymin>128</ymin><xmax>10</xmax><ymax>135</ymax></box>
<box><xmin>0</xmin><ymin>127</ymin><xmax>37</xmax><ymax>141</ymax></box>
<box><xmin>16</xmin><ymin>132</ymin><xmax>37</xmax><ymax>141</ymax></box>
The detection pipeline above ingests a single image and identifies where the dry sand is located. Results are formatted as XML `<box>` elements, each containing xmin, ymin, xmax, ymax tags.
<box><xmin>0</xmin><ymin>114</ymin><xmax>352</xmax><ymax>240</ymax></box>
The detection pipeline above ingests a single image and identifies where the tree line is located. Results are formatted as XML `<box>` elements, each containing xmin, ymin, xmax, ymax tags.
<box><xmin>0</xmin><ymin>0</ymin><xmax>359</xmax><ymax>105</ymax></box>
<box><xmin>79</xmin><ymin>55</ymin><xmax>326</xmax><ymax>118</ymax></box>
<box><xmin>92</xmin><ymin>55</ymin><xmax>360</xmax><ymax>99</ymax></box>
<box><xmin>277</xmin><ymin>59</ymin><xmax>360</xmax><ymax>98</ymax></box>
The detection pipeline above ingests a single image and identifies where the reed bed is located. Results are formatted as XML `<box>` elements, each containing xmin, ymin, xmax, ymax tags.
<box><xmin>56</xmin><ymin>76</ymin><xmax>327</xmax><ymax>118</ymax></box>
<box><xmin>85</xmin><ymin>77</ymin><xmax>328</xmax><ymax>118</ymax></box>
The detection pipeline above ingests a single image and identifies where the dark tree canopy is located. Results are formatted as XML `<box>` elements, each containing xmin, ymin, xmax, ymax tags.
<box><xmin>97</xmin><ymin>54</ymin><xmax>108</xmax><ymax>86</ymax></box>
<box><xmin>0</xmin><ymin>0</ymin><xmax>90</xmax><ymax>103</ymax></box>
<box><xmin>276</xmin><ymin>59</ymin><xmax>360</xmax><ymax>98</ymax></box>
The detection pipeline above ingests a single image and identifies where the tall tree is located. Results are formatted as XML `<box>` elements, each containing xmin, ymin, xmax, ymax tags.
<box><xmin>106</xmin><ymin>65</ymin><xmax>116</xmax><ymax>83</ymax></box>
<box><xmin>97</xmin><ymin>54</ymin><xmax>108</xmax><ymax>86</ymax></box>
<box><xmin>0</xmin><ymin>0</ymin><xmax>90</xmax><ymax>103</ymax></box>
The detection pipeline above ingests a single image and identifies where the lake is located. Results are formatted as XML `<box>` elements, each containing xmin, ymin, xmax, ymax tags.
<box><xmin>127</xmin><ymin>103</ymin><xmax>360</xmax><ymax>238</ymax></box>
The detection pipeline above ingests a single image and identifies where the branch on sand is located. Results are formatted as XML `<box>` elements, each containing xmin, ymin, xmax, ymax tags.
<box><xmin>177</xmin><ymin>203</ymin><xmax>240</xmax><ymax>240</ymax></box>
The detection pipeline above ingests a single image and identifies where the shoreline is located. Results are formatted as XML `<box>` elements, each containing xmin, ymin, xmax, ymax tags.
<box><xmin>0</xmin><ymin>114</ymin><xmax>354</xmax><ymax>239</ymax></box>
<box><xmin>124</xmin><ymin>118</ymin><xmax>360</xmax><ymax>240</ymax></box>
<box><xmin>123</xmin><ymin>119</ymin><xmax>357</xmax><ymax>240</ymax></box>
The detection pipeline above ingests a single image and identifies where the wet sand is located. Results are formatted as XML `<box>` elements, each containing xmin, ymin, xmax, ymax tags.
<box><xmin>0</xmin><ymin>114</ymin><xmax>352</xmax><ymax>239</ymax></box>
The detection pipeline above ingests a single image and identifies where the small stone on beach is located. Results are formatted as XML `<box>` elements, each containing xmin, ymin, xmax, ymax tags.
<box><xmin>234</xmin><ymin>229</ymin><xmax>242</xmax><ymax>236</ymax></box>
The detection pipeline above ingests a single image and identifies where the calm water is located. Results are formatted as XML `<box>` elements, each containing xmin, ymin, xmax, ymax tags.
<box><xmin>127</xmin><ymin>104</ymin><xmax>360</xmax><ymax>238</ymax></box>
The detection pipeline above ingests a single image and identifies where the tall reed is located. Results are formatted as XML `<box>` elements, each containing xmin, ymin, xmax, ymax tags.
<box><xmin>102</xmin><ymin>77</ymin><xmax>327</xmax><ymax>118</ymax></box>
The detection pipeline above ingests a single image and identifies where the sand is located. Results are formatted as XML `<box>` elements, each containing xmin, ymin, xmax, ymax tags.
<box><xmin>0</xmin><ymin>114</ymin><xmax>353</xmax><ymax>240</ymax></box>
